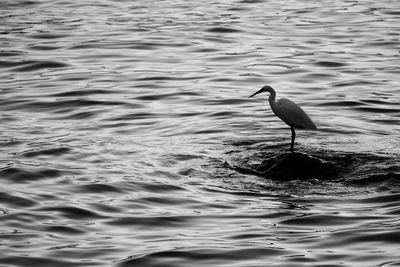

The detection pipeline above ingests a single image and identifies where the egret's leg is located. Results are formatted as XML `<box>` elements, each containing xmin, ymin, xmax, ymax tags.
<box><xmin>290</xmin><ymin>126</ymin><xmax>296</xmax><ymax>152</ymax></box>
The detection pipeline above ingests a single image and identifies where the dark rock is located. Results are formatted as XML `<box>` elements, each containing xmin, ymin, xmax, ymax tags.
<box><xmin>255</xmin><ymin>152</ymin><xmax>339</xmax><ymax>180</ymax></box>
<box><xmin>227</xmin><ymin>148</ymin><xmax>400</xmax><ymax>183</ymax></box>
<box><xmin>230</xmin><ymin>152</ymin><xmax>341</xmax><ymax>181</ymax></box>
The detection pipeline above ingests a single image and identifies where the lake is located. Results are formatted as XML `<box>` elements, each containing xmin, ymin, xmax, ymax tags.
<box><xmin>1</xmin><ymin>0</ymin><xmax>400</xmax><ymax>266</ymax></box>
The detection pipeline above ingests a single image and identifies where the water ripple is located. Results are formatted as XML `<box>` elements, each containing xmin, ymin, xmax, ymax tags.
<box><xmin>0</xmin><ymin>60</ymin><xmax>69</xmax><ymax>72</ymax></box>
<box><xmin>0</xmin><ymin>167</ymin><xmax>63</xmax><ymax>182</ymax></box>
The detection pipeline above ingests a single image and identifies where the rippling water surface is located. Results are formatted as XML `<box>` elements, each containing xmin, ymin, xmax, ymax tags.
<box><xmin>1</xmin><ymin>0</ymin><xmax>400</xmax><ymax>266</ymax></box>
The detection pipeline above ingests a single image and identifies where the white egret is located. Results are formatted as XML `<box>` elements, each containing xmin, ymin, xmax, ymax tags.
<box><xmin>249</xmin><ymin>85</ymin><xmax>317</xmax><ymax>152</ymax></box>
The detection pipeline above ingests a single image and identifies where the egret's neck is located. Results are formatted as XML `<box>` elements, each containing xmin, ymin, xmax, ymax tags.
<box><xmin>268</xmin><ymin>97</ymin><xmax>277</xmax><ymax>115</ymax></box>
<box><xmin>267</xmin><ymin>89</ymin><xmax>278</xmax><ymax>114</ymax></box>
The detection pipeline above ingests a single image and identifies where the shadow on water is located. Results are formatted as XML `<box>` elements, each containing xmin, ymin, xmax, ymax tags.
<box><xmin>224</xmin><ymin>141</ymin><xmax>400</xmax><ymax>187</ymax></box>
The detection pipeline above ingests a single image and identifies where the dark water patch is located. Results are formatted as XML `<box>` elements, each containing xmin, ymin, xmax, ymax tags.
<box><xmin>200</xmin><ymin>36</ymin><xmax>233</xmax><ymax>44</ymax></box>
<box><xmin>353</xmin><ymin>106</ymin><xmax>400</xmax><ymax>114</ymax></box>
<box><xmin>386</xmin><ymin>207</ymin><xmax>400</xmax><ymax>215</ymax></box>
<box><xmin>192</xmin><ymin>47</ymin><xmax>219</xmax><ymax>53</ymax></box>
<box><xmin>302</xmin><ymin>73</ymin><xmax>337</xmax><ymax>80</ymax></box>
<box><xmin>105</xmin><ymin>215</ymin><xmax>192</xmax><ymax>228</ymax></box>
<box><xmin>107</xmin><ymin>112</ymin><xmax>158</xmax><ymax>122</ymax></box>
<box><xmin>53</xmin><ymin>89</ymin><xmax>117</xmax><ymax>97</ymax></box>
<box><xmin>0</xmin><ymin>50</ymin><xmax>25</xmax><ymax>57</ymax></box>
<box><xmin>0</xmin><ymin>139</ymin><xmax>23</xmax><ymax>147</ymax></box>
<box><xmin>55</xmin><ymin>72</ymin><xmax>96</xmax><ymax>81</ymax></box>
<box><xmin>74</xmin><ymin>183</ymin><xmax>124</xmax><ymax>194</ymax></box>
<box><xmin>177</xmin><ymin>167</ymin><xmax>197</xmax><ymax>176</ymax></box>
<box><xmin>281</xmin><ymin>214</ymin><xmax>357</xmax><ymax>227</ymax></box>
<box><xmin>362</xmin><ymin>99</ymin><xmax>399</xmax><ymax>106</ymax></box>
<box><xmin>135</xmin><ymin>76</ymin><xmax>202</xmax><ymax>82</ymax></box>
<box><xmin>228</xmin><ymin>232</ymin><xmax>266</xmax><ymax>240</ymax></box>
<box><xmin>134</xmin><ymin>91</ymin><xmax>201</xmax><ymax>101</ymax></box>
<box><xmin>1</xmin><ymin>28</ymin><xmax>29</xmax><ymax>35</ymax></box>
<box><xmin>138</xmin><ymin>196</ymin><xmax>184</xmax><ymax>206</ymax></box>
<box><xmin>43</xmin><ymin>225</ymin><xmax>85</xmax><ymax>235</ymax></box>
<box><xmin>346</xmin><ymin>229</ymin><xmax>400</xmax><ymax>244</ymax></box>
<box><xmin>175</xmin><ymin>111</ymin><xmax>205</xmax><ymax>117</ymax></box>
<box><xmin>363</xmin><ymin>40</ymin><xmax>399</xmax><ymax>48</ymax></box>
<box><xmin>68</xmin><ymin>42</ymin><xmax>102</xmax><ymax>50</ymax></box>
<box><xmin>1</xmin><ymin>212</ymin><xmax>53</xmax><ymax>225</ymax></box>
<box><xmin>27</xmin><ymin>44</ymin><xmax>61</xmax><ymax>51</ymax></box>
<box><xmin>27</xmin><ymin>33</ymin><xmax>70</xmax><ymax>39</ymax></box>
<box><xmin>20</xmin><ymin>99</ymin><xmax>127</xmax><ymax>112</ymax></box>
<box><xmin>206</xmin><ymin>26</ymin><xmax>242</xmax><ymax>33</ymax></box>
<box><xmin>0</xmin><ymin>191</ymin><xmax>37</xmax><ymax>208</ymax></box>
<box><xmin>381</xmin><ymin>10</ymin><xmax>400</xmax><ymax>15</ymax></box>
<box><xmin>202</xmin><ymin>97</ymin><xmax>251</xmax><ymax>106</ymax></box>
<box><xmin>0</xmin><ymin>60</ymin><xmax>29</xmax><ymax>68</ymax></box>
<box><xmin>313</xmin><ymin>61</ymin><xmax>348</xmax><ymax>68</ymax></box>
<box><xmin>0</xmin><ymin>256</ymin><xmax>95</xmax><ymax>267</ymax></box>
<box><xmin>349</xmin><ymin>172</ymin><xmax>400</xmax><ymax>185</ymax></box>
<box><xmin>227</xmin><ymin>6</ymin><xmax>251</xmax><ymax>11</ymax></box>
<box><xmin>206</xmin><ymin>111</ymin><xmax>239</xmax><ymax>118</ymax></box>
<box><xmin>317</xmin><ymin>100</ymin><xmax>363</xmax><ymax>107</ymax></box>
<box><xmin>14</xmin><ymin>61</ymin><xmax>69</xmax><ymax>72</ymax></box>
<box><xmin>0</xmin><ymin>0</ymin><xmax>38</xmax><ymax>8</ymax></box>
<box><xmin>358</xmin><ymin>193</ymin><xmax>400</xmax><ymax>204</ymax></box>
<box><xmin>134</xmin><ymin>93</ymin><xmax>175</xmax><ymax>101</ymax></box>
<box><xmin>194</xmin><ymin>128</ymin><xmax>228</xmax><ymax>135</ymax></box>
<box><xmin>0</xmin><ymin>98</ymin><xmax>28</xmax><ymax>109</ymax></box>
<box><xmin>36</xmin><ymin>205</ymin><xmax>104</xmax><ymax>220</ymax></box>
<box><xmin>61</xmin><ymin>111</ymin><xmax>98</xmax><ymax>120</ymax></box>
<box><xmin>169</xmin><ymin>153</ymin><xmax>203</xmax><ymax>161</ymax></box>
<box><xmin>89</xmin><ymin>203</ymin><xmax>123</xmax><ymax>213</ymax></box>
<box><xmin>139</xmin><ymin>182</ymin><xmax>186</xmax><ymax>194</ymax></box>
<box><xmin>0</xmin><ymin>167</ymin><xmax>63</xmax><ymax>182</ymax></box>
<box><xmin>0</xmin><ymin>115</ymin><xmax>18</xmax><ymax>123</ymax></box>
<box><xmin>0</xmin><ymin>60</ymin><xmax>69</xmax><ymax>72</ymax></box>
<box><xmin>22</xmin><ymin>147</ymin><xmax>71</xmax><ymax>158</ymax></box>
<box><xmin>331</xmin><ymin>80</ymin><xmax>379</xmax><ymax>87</ymax></box>
<box><xmin>374</xmin><ymin>118</ymin><xmax>400</xmax><ymax>125</ymax></box>
<box><xmin>102</xmin><ymin>122</ymin><xmax>139</xmax><ymax>130</ymax></box>
<box><xmin>204</xmin><ymin>186</ymin><xmax>276</xmax><ymax>198</ymax></box>
<box><xmin>119</xmin><ymin>247</ymin><xmax>287</xmax><ymax>267</ymax></box>
<box><xmin>208</xmin><ymin>76</ymin><xmax>236</xmax><ymax>82</ymax></box>
<box><xmin>238</xmin><ymin>0</ymin><xmax>264</xmax><ymax>3</ymax></box>
<box><xmin>69</xmin><ymin>40</ymin><xmax>172</xmax><ymax>51</ymax></box>
<box><xmin>322</xmin><ymin>226</ymin><xmax>400</xmax><ymax>253</ymax></box>
<box><xmin>0</xmin><ymin>229</ymin><xmax>39</xmax><ymax>241</ymax></box>
<box><xmin>207</xmin><ymin>52</ymin><xmax>254</xmax><ymax>62</ymax></box>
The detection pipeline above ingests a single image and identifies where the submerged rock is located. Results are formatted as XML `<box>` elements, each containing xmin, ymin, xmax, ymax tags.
<box><xmin>228</xmin><ymin>149</ymin><xmax>400</xmax><ymax>183</ymax></box>
<box><xmin>225</xmin><ymin>143</ymin><xmax>400</xmax><ymax>183</ymax></box>
<box><xmin>231</xmin><ymin>152</ymin><xmax>340</xmax><ymax>180</ymax></box>
<box><xmin>255</xmin><ymin>152</ymin><xmax>339</xmax><ymax>180</ymax></box>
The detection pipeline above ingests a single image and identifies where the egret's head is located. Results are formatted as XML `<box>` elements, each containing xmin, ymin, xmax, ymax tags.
<box><xmin>249</xmin><ymin>85</ymin><xmax>274</xmax><ymax>98</ymax></box>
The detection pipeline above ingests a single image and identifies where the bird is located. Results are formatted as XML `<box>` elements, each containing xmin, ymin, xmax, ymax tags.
<box><xmin>249</xmin><ymin>85</ymin><xmax>317</xmax><ymax>152</ymax></box>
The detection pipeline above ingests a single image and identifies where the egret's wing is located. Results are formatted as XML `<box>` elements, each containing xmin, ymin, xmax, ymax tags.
<box><xmin>275</xmin><ymin>98</ymin><xmax>317</xmax><ymax>129</ymax></box>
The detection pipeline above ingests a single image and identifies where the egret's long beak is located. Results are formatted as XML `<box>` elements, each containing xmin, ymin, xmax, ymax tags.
<box><xmin>249</xmin><ymin>88</ymin><xmax>263</xmax><ymax>98</ymax></box>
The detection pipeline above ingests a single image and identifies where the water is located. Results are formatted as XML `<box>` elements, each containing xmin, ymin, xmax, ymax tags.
<box><xmin>1</xmin><ymin>0</ymin><xmax>400</xmax><ymax>266</ymax></box>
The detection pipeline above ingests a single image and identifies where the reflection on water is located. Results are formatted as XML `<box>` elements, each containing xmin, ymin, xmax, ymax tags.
<box><xmin>1</xmin><ymin>0</ymin><xmax>400</xmax><ymax>266</ymax></box>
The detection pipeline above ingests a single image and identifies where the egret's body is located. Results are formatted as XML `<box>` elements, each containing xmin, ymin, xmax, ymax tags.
<box><xmin>250</xmin><ymin>85</ymin><xmax>317</xmax><ymax>152</ymax></box>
